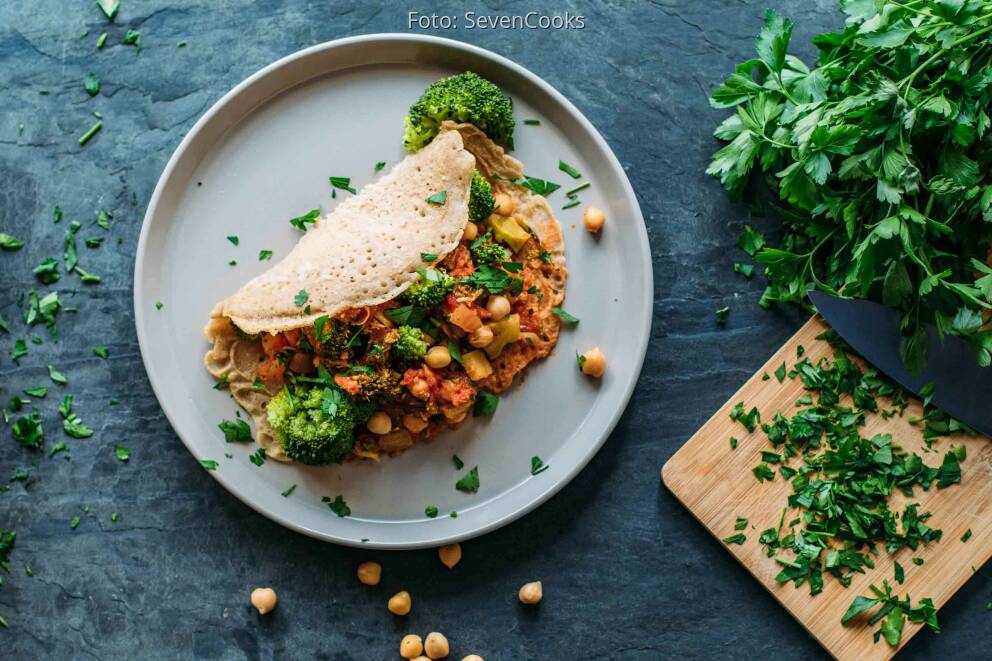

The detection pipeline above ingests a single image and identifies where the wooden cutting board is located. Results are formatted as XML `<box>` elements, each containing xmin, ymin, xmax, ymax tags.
<box><xmin>662</xmin><ymin>316</ymin><xmax>992</xmax><ymax>660</ymax></box>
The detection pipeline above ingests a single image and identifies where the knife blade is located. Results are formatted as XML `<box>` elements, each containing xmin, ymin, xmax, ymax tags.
<box><xmin>808</xmin><ymin>290</ymin><xmax>992</xmax><ymax>438</ymax></box>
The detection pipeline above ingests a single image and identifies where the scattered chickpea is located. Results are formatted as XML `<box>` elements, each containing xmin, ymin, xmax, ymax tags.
<box><xmin>250</xmin><ymin>587</ymin><xmax>277</xmax><ymax>615</ymax></box>
<box><xmin>388</xmin><ymin>590</ymin><xmax>412</xmax><ymax>616</ymax></box>
<box><xmin>400</xmin><ymin>634</ymin><xmax>423</xmax><ymax>659</ymax></box>
<box><xmin>493</xmin><ymin>191</ymin><xmax>515</xmax><ymax>216</ymax></box>
<box><xmin>438</xmin><ymin>542</ymin><xmax>462</xmax><ymax>569</ymax></box>
<box><xmin>469</xmin><ymin>325</ymin><xmax>494</xmax><ymax>348</ymax></box>
<box><xmin>403</xmin><ymin>413</ymin><xmax>429</xmax><ymax>434</ymax></box>
<box><xmin>486</xmin><ymin>295</ymin><xmax>511</xmax><ymax>321</ymax></box>
<box><xmin>424</xmin><ymin>632</ymin><xmax>450</xmax><ymax>659</ymax></box>
<box><xmin>583</xmin><ymin>206</ymin><xmax>605</xmax><ymax>233</ymax></box>
<box><xmin>462</xmin><ymin>221</ymin><xmax>478</xmax><ymax>242</ymax></box>
<box><xmin>366</xmin><ymin>411</ymin><xmax>392</xmax><ymax>435</ymax></box>
<box><xmin>356</xmin><ymin>561</ymin><xmax>381</xmax><ymax>586</ymax></box>
<box><xmin>580</xmin><ymin>347</ymin><xmax>606</xmax><ymax>378</ymax></box>
<box><xmin>425</xmin><ymin>345</ymin><xmax>452</xmax><ymax>369</ymax></box>
<box><xmin>518</xmin><ymin>581</ymin><xmax>543</xmax><ymax>605</ymax></box>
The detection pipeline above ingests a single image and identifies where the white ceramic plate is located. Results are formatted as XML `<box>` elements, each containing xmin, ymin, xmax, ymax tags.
<box><xmin>134</xmin><ymin>34</ymin><xmax>652</xmax><ymax>549</ymax></box>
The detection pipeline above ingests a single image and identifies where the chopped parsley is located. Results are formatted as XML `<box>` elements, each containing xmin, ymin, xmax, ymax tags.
<box><xmin>472</xmin><ymin>391</ymin><xmax>498</xmax><ymax>417</ymax></box>
<box><xmin>551</xmin><ymin>307</ymin><xmax>579</xmax><ymax>324</ymax></box>
<box><xmin>96</xmin><ymin>0</ymin><xmax>119</xmax><ymax>20</ymax></box>
<box><xmin>323</xmin><ymin>495</ymin><xmax>350</xmax><ymax>517</ymax></box>
<box><xmin>258</xmin><ymin>250</ymin><xmax>273</xmax><ymax>261</ymax></box>
<box><xmin>530</xmin><ymin>456</ymin><xmax>549</xmax><ymax>476</ymax></box>
<box><xmin>722</xmin><ymin>533</ymin><xmax>747</xmax><ymax>545</ymax></box>
<box><xmin>24</xmin><ymin>387</ymin><xmax>47</xmax><ymax>398</ymax></box>
<box><xmin>249</xmin><ymin>448</ymin><xmax>266</xmax><ymax>466</ymax></box>
<box><xmin>425</xmin><ymin>504</ymin><xmax>439</xmax><ymax>518</ymax></box>
<box><xmin>294</xmin><ymin>289</ymin><xmax>309</xmax><ymax>306</ymax></box>
<box><xmin>226</xmin><ymin>235</ymin><xmax>239</xmax><ymax>246</ymax></box>
<box><xmin>374</xmin><ymin>161</ymin><xmax>386</xmax><ymax>171</ymax></box>
<box><xmin>564</xmin><ymin>181</ymin><xmax>590</xmax><ymax>197</ymax></box>
<box><xmin>715</xmin><ymin>306</ymin><xmax>730</xmax><ymax>324</ymax></box>
<box><xmin>455</xmin><ymin>466</ymin><xmax>480</xmax><ymax>493</ymax></box>
<box><xmin>961</xmin><ymin>528</ymin><xmax>973</xmax><ymax>543</ymax></box>
<box><xmin>84</xmin><ymin>73</ymin><xmax>100</xmax><ymax>96</ymax></box>
<box><xmin>70</xmin><ymin>517</ymin><xmax>81</xmax><ymax>530</ymax></box>
<box><xmin>734</xmin><ymin>263</ymin><xmax>754</xmax><ymax>278</ymax></box>
<box><xmin>212</xmin><ymin>373</ymin><xmax>229</xmax><ymax>390</ymax></box>
<box><xmin>452</xmin><ymin>455</ymin><xmax>465</xmax><ymax>470</ymax></box>
<box><xmin>281</xmin><ymin>484</ymin><xmax>297</xmax><ymax>497</ymax></box>
<box><xmin>114</xmin><ymin>445</ymin><xmax>131</xmax><ymax>462</ymax></box>
<box><xmin>155</xmin><ymin>301</ymin><xmax>163</xmax><ymax>310</ymax></box>
<box><xmin>840</xmin><ymin>581</ymin><xmax>938</xmax><ymax>646</ymax></box>
<box><xmin>426</xmin><ymin>190</ymin><xmax>448</xmax><ymax>205</ymax></box>
<box><xmin>200</xmin><ymin>459</ymin><xmax>219</xmax><ymax>471</ymax></box>
<box><xmin>523</xmin><ymin>118</ymin><xmax>540</xmax><ymax>125</ymax></box>
<box><xmin>78</xmin><ymin>121</ymin><xmax>102</xmax><ymax>146</ymax></box>
<box><xmin>96</xmin><ymin>33</ymin><xmax>108</xmax><ymax>48</ymax></box>
<box><xmin>734</xmin><ymin>516</ymin><xmax>748</xmax><ymax>531</ymax></box>
<box><xmin>0</xmin><ymin>233</ymin><xmax>25</xmax><ymax>250</ymax></box>
<box><xmin>328</xmin><ymin>176</ymin><xmax>356</xmax><ymax>194</ymax></box>
<box><xmin>121</xmin><ymin>30</ymin><xmax>141</xmax><ymax>49</ymax></box>
<box><xmin>48</xmin><ymin>365</ymin><xmax>67</xmax><ymax>385</ymax></box>
<box><xmin>218</xmin><ymin>418</ymin><xmax>252</xmax><ymax>442</ymax></box>
<box><xmin>561</xmin><ymin>198</ymin><xmax>581</xmax><ymax>210</ymax></box>
<box><xmin>420</xmin><ymin>252</ymin><xmax>438</xmax><ymax>262</ymax></box>
<box><xmin>289</xmin><ymin>209</ymin><xmax>319</xmax><ymax>231</ymax></box>
<box><xmin>511</xmin><ymin>175</ymin><xmax>560</xmax><ymax>196</ymax></box>
<box><xmin>558</xmin><ymin>160</ymin><xmax>582</xmax><ymax>179</ymax></box>
<box><xmin>32</xmin><ymin>258</ymin><xmax>60</xmax><ymax>284</ymax></box>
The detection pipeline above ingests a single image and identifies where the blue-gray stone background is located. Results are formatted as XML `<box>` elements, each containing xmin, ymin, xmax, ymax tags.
<box><xmin>1</xmin><ymin>1</ymin><xmax>989</xmax><ymax>659</ymax></box>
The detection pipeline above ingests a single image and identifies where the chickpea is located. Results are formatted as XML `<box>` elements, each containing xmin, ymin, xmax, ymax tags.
<box><xmin>400</xmin><ymin>634</ymin><xmax>424</xmax><ymax>659</ymax></box>
<box><xmin>356</xmin><ymin>561</ymin><xmax>381</xmax><ymax>586</ymax></box>
<box><xmin>424</xmin><ymin>632</ymin><xmax>450</xmax><ymax>659</ymax></box>
<box><xmin>583</xmin><ymin>206</ymin><xmax>606</xmax><ymax>233</ymax></box>
<box><xmin>250</xmin><ymin>587</ymin><xmax>277</xmax><ymax>615</ymax></box>
<box><xmin>425</xmin><ymin>345</ymin><xmax>452</xmax><ymax>369</ymax></box>
<box><xmin>438</xmin><ymin>542</ymin><xmax>462</xmax><ymax>569</ymax></box>
<box><xmin>462</xmin><ymin>221</ymin><xmax>478</xmax><ymax>242</ymax></box>
<box><xmin>462</xmin><ymin>657</ymin><xmax>484</xmax><ymax>661</ymax></box>
<box><xmin>493</xmin><ymin>191</ymin><xmax>515</xmax><ymax>216</ymax></box>
<box><xmin>366</xmin><ymin>411</ymin><xmax>392</xmax><ymax>435</ymax></box>
<box><xmin>580</xmin><ymin>347</ymin><xmax>606</xmax><ymax>378</ymax></box>
<box><xmin>403</xmin><ymin>413</ymin><xmax>429</xmax><ymax>434</ymax></box>
<box><xmin>388</xmin><ymin>590</ymin><xmax>412</xmax><ymax>616</ymax></box>
<box><xmin>486</xmin><ymin>295</ymin><xmax>511</xmax><ymax>321</ymax></box>
<box><xmin>468</xmin><ymin>325</ymin><xmax>494</xmax><ymax>348</ymax></box>
<box><xmin>410</xmin><ymin>380</ymin><xmax>431</xmax><ymax>400</ymax></box>
<box><xmin>518</xmin><ymin>581</ymin><xmax>543</xmax><ymax>605</ymax></box>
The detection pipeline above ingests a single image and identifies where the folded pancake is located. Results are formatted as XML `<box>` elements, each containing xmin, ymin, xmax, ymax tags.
<box><xmin>205</xmin><ymin>124</ymin><xmax>567</xmax><ymax>463</ymax></box>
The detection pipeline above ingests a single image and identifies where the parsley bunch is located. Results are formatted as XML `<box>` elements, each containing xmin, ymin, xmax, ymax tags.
<box><xmin>709</xmin><ymin>3</ymin><xmax>992</xmax><ymax>370</ymax></box>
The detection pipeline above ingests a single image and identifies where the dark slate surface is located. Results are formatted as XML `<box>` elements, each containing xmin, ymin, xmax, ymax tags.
<box><xmin>1</xmin><ymin>1</ymin><xmax>989</xmax><ymax>659</ymax></box>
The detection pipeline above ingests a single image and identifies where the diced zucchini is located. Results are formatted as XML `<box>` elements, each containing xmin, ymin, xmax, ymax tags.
<box><xmin>485</xmin><ymin>314</ymin><xmax>521</xmax><ymax>359</ymax></box>
<box><xmin>463</xmin><ymin>350</ymin><xmax>494</xmax><ymax>381</ymax></box>
<box><xmin>488</xmin><ymin>214</ymin><xmax>531</xmax><ymax>253</ymax></box>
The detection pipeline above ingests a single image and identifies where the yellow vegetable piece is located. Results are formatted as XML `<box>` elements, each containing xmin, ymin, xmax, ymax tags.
<box><xmin>484</xmin><ymin>313</ymin><xmax>521</xmax><ymax>359</ymax></box>
<box><xmin>462</xmin><ymin>350</ymin><xmax>494</xmax><ymax>381</ymax></box>
<box><xmin>488</xmin><ymin>214</ymin><xmax>531</xmax><ymax>253</ymax></box>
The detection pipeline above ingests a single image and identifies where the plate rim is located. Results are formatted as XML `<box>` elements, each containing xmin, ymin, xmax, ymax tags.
<box><xmin>133</xmin><ymin>33</ymin><xmax>653</xmax><ymax>549</ymax></box>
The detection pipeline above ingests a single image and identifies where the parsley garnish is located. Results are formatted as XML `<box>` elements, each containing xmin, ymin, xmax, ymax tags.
<box><xmin>722</xmin><ymin>533</ymin><xmax>746</xmax><ymax>545</ymax></box>
<box><xmin>551</xmin><ymin>307</ymin><xmax>578</xmax><ymax>324</ymax></box>
<box><xmin>114</xmin><ymin>445</ymin><xmax>131</xmax><ymax>462</ymax></box>
<box><xmin>455</xmin><ymin>466</ymin><xmax>480</xmax><ymax>493</ymax></box>
<box><xmin>294</xmin><ymin>289</ymin><xmax>309</xmax><ymax>306</ymax></box>
<box><xmin>226</xmin><ymin>235</ymin><xmax>239</xmax><ymax>246</ymax></box>
<box><xmin>523</xmin><ymin>119</ymin><xmax>540</xmax><ymax>125</ymax></box>
<box><xmin>218</xmin><ymin>418</ymin><xmax>252</xmax><ymax>442</ymax></box>
<box><xmin>78</xmin><ymin>121</ymin><xmax>102</xmax><ymax>145</ymax></box>
<box><xmin>530</xmin><ymin>456</ymin><xmax>549</xmax><ymax>476</ymax></box>
<box><xmin>840</xmin><ymin>581</ymin><xmax>939</xmax><ymax>646</ymax></box>
<box><xmin>324</xmin><ymin>495</ymin><xmax>350</xmax><ymax>517</ymax></box>
<box><xmin>426</xmin><ymin>191</ymin><xmax>447</xmax><ymax>205</ymax></box>
<box><xmin>452</xmin><ymin>455</ymin><xmax>464</xmax><ymax>470</ymax></box>
<box><xmin>420</xmin><ymin>252</ymin><xmax>437</xmax><ymax>262</ymax></box>
<box><xmin>561</xmin><ymin>198</ymin><xmax>581</xmax><ymax>210</ymax></box>
<box><xmin>258</xmin><ymin>250</ymin><xmax>272</xmax><ymax>261</ymax></box>
<box><xmin>328</xmin><ymin>177</ymin><xmax>356</xmax><ymax>194</ymax></box>
<box><xmin>564</xmin><ymin>182</ymin><xmax>590</xmax><ymax>197</ymax></box>
<box><xmin>374</xmin><ymin>161</ymin><xmax>386</xmax><ymax>171</ymax></box>
<box><xmin>734</xmin><ymin>263</ymin><xmax>753</xmax><ymax>279</ymax></box>
<box><xmin>961</xmin><ymin>528</ymin><xmax>973</xmax><ymax>543</ymax></box>
<box><xmin>0</xmin><ymin>233</ymin><xmax>25</xmax><ymax>250</ymax></box>
<box><xmin>460</xmin><ymin>264</ymin><xmax>521</xmax><ymax>295</ymax></box>
<box><xmin>200</xmin><ymin>459</ymin><xmax>219</xmax><ymax>471</ymax></box>
<box><xmin>281</xmin><ymin>484</ymin><xmax>297</xmax><ymax>497</ymax></box>
<box><xmin>84</xmin><ymin>73</ymin><xmax>100</xmax><ymax>96</ymax></box>
<box><xmin>472</xmin><ymin>391</ymin><xmax>498</xmax><ymax>417</ymax></box>
<box><xmin>425</xmin><ymin>504</ymin><xmax>439</xmax><ymax>518</ymax></box>
<box><xmin>511</xmin><ymin>175</ymin><xmax>560</xmax><ymax>196</ymax></box>
<box><xmin>289</xmin><ymin>209</ymin><xmax>319</xmax><ymax>231</ymax></box>
<box><xmin>249</xmin><ymin>447</ymin><xmax>266</xmax><ymax>466</ymax></box>
<box><xmin>121</xmin><ymin>30</ymin><xmax>141</xmax><ymax>49</ymax></box>
<box><xmin>48</xmin><ymin>365</ymin><xmax>67</xmax><ymax>385</ymax></box>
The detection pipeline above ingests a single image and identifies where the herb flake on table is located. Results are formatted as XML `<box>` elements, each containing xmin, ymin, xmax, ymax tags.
<box><xmin>715</xmin><ymin>306</ymin><xmax>729</xmax><ymax>324</ymax></box>
<box><xmin>78</xmin><ymin>121</ymin><xmax>102</xmax><ymax>146</ymax></box>
<box><xmin>455</xmin><ymin>466</ymin><xmax>480</xmax><ymax>493</ymax></box>
<box><xmin>114</xmin><ymin>445</ymin><xmax>130</xmax><ymax>462</ymax></box>
<box><xmin>0</xmin><ymin>233</ymin><xmax>25</xmax><ymax>250</ymax></box>
<box><xmin>96</xmin><ymin>0</ymin><xmax>119</xmax><ymax>20</ymax></box>
<box><xmin>94</xmin><ymin>346</ymin><xmax>110</xmax><ymax>359</ymax></box>
<box><xmin>121</xmin><ymin>30</ymin><xmax>141</xmax><ymax>49</ymax></box>
<box><xmin>48</xmin><ymin>365</ymin><xmax>67</xmax><ymax>385</ymax></box>
<box><xmin>84</xmin><ymin>73</ymin><xmax>100</xmax><ymax>96</ymax></box>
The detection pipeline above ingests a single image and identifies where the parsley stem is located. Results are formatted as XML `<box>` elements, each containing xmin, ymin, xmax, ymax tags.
<box><xmin>78</xmin><ymin>121</ymin><xmax>102</xmax><ymax>145</ymax></box>
<box><xmin>901</xmin><ymin>21</ymin><xmax>992</xmax><ymax>89</ymax></box>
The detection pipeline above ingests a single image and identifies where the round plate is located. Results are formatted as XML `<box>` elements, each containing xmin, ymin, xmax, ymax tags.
<box><xmin>134</xmin><ymin>34</ymin><xmax>652</xmax><ymax>549</ymax></box>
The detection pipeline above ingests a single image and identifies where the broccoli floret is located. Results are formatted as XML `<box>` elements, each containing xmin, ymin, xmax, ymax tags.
<box><xmin>313</xmin><ymin>316</ymin><xmax>352</xmax><ymax>357</ymax></box>
<box><xmin>403</xmin><ymin>269</ymin><xmax>454</xmax><ymax>307</ymax></box>
<box><xmin>403</xmin><ymin>72</ymin><xmax>515</xmax><ymax>153</ymax></box>
<box><xmin>471</xmin><ymin>240</ymin><xmax>509</xmax><ymax>266</ymax></box>
<box><xmin>394</xmin><ymin>325</ymin><xmax>428</xmax><ymax>363</ymax></box>
<box><xmin>350</xmin><ymin>367</ymin><xmax>402</xmax><ymax>399</ymax></box>
<box><xmin>469</xmin><ymin>170</ymin><xmax>495</xmax><ymax>222</ymax></box>
<box><xmin>267</xmin><ymin>385</ymin><xmax>374</xmax><ymax>465</ymax></box>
